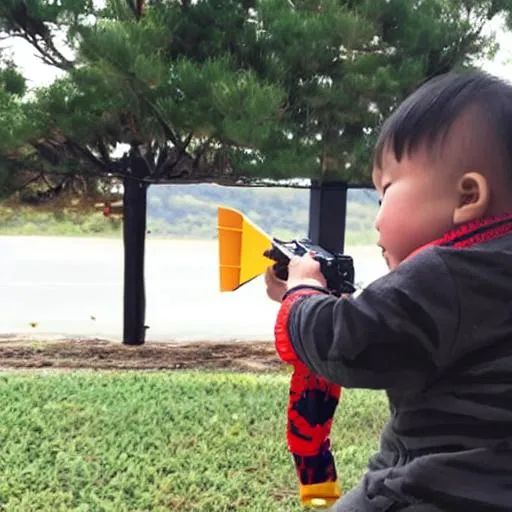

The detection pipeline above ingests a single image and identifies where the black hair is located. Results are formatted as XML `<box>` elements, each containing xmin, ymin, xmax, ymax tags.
<box><xmin>373</xmin><ymin>71</ymin><xmax>512</xmax><ymax>173</ymax></box>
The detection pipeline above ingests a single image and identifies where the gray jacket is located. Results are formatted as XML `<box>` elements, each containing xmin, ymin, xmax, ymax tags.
<box><xmin>286</xmin><ymin>222</ymin><xmax>512</xmax><ymax>512</ymax></box>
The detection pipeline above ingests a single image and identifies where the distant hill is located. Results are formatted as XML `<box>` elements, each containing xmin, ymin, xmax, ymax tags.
<box><xmin>147</xmin><ymin>184</ymin><xmax>379</xmax><ymax>244</ymax></box>
<box><xmin>0</xmin><ymin>183</ymin><xmax>380</xmax><ymax>244</ymax></box>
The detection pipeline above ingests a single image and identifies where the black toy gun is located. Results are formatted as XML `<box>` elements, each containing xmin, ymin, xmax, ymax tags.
<box><xmin>264</xmin><ymin>238</ymin><xmax>355</xmax><ymax>296</ymax></box>
<box><xmin>217</xmin><ymin>205</ymin><xmax>355</xmax><ymax>295</ymax></box>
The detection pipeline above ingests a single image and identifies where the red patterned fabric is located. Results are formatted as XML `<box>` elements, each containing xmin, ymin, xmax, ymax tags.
<box><xmin>274</xmin><ymin>288</ymin><xmax>341</xmax><ymax>489</ymax></box>
<box><xmin>275</xmin><ymin>289</ymin><xmax>322</xmax><ymax>365</ymax></box>
<box><xmin>408</xmin><ymin>213</ymin><xmax>512</xmax><ymax>259</ymax></box>
<box><xmin>288</xmin><ymin>365</ymin><xmax>341</xmax><ymax>488</ymax></box>
<box><xmin>287</xmin><ymin>364</ymin><xmax>341</xmax><ymax>456</ymax></box>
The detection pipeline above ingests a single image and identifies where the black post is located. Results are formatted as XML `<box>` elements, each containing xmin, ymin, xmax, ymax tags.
<box><xmin>308</xmin><ymin>180</ymin><xmax>348</xmax><ymax>254</ymax></box>
<box><xmin>122</xmin><ymin>164</ymin><xmax>148</xmax><ymax>345</ymax></box>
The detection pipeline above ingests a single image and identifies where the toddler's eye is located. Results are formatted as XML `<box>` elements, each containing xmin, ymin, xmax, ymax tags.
<box><xmin>378</xmin><ymin>183</ymin><xmax>391</xmax><ymax>206</ymax></box>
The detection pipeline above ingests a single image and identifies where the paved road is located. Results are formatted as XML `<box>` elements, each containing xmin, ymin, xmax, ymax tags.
<box><xmin>0</xmin><ymin>236</ymin><xmax>387</xmax><ymax>342</ymax></box>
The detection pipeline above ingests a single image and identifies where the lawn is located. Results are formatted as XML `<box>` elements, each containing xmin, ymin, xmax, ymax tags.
<box><xmin>0</xmin><ymin>371</ymin><xmax>388</xmax><ymax>511</ymax></box>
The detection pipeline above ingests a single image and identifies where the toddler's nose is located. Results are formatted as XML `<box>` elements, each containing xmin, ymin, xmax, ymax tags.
<box><xmin>373</xmin><ymin>210</ymin><xmax>381</xmax><ymax>232</ymax></box>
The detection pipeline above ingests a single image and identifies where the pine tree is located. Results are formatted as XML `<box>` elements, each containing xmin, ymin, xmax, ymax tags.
<box><xmin>1</xmin><ymin>0</ymin><xmax>511</xmax><ymax>342</ymax></box>
<box><xmin>2</xmin><ymin>0</ymin><xmax>511</xmax><ymax>190</ymax></box>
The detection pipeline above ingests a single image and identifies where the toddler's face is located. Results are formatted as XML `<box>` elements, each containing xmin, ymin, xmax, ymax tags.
<box><xmin>372</xmin><ymin>148</ymin><xmax>458</xmax><ymax>269</ymax></box>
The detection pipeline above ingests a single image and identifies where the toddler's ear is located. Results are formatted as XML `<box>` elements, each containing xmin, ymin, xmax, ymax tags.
<box><xmin>453</xmin><ymin>172</ymin><xmax>490</xmax><ymax>224</ymax></box>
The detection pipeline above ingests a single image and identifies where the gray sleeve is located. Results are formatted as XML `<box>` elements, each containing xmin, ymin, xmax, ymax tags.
<box><xmin>288</xmin><ymin>247</ymin><xmax>459</xmax><ymax>390</ymax></box>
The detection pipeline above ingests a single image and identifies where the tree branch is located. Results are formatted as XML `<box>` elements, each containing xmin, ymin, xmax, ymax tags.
<box><xmin>17</xmin><ymin>172</ymin><xmax>44</xmax><ymax>191</ymax></box>
<box><xmin>183</xmin><ymin>132</ymin><xmax>193</xmax><ymax>151</ymax></box>
<box><xmin>8</xmin><ymin>17</ymin><xmax>74</xmax><ymax>71</ymax></box>
<box><xmin>126</xmin><ymin>0</ymin><xmax>139</xmax><ymax>19</ymax></box>
<box><xmin>138</xmin><ymin>93</ymin><xmax>183</xmax><ymax>150</ymax></box>
<box><xmin>144</xmin><ymin>141</ymin><xmax>156</xmax><ymax>173</ymax></box>
<box><xmin>96</xmin><ymin>137</ymin><xmax>112</xmax><ymax>165</ymax></box>
<box><xmin>65</xmin><ymin>140</ymin><xmax>111</xmax><ymax>174</ymax></box>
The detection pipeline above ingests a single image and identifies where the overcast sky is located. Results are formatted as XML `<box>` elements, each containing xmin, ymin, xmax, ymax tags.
<box><xmin>2</xmin><ymin>12</ymin><xmax>512</xmax><ymax>89</ymax></box>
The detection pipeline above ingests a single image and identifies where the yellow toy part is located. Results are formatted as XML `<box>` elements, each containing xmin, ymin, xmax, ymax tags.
<box><xmin>217</xmin><ymin>206</ymin><xmax>274</xmax><ymax>292</ymax></box>
<box><xmin>300</xmin><ymin>481</ymin><xmax>342</xmax><ymax>509</ymax></box>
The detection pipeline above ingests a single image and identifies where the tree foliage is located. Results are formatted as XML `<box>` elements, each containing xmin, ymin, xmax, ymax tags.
<box><xmin>1</xmin><ymin>0</ymin><xmax>512</xmax><ymax>204</ymax></box>
<box><xmin>0</xmin><ymin>53</ymin><xmax>30</xmax><ymax>198</ymax></box>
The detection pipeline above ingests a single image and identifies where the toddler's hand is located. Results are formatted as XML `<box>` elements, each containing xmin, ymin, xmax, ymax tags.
<box><xmin>264</xmin><ymin>266</ymin><xmax>287</xmax><ymax>303</ymax></box>
<box><xmin>287</xmin><ymin>253</ymin><xmax>327</xmax><ymax>290</ymax></box>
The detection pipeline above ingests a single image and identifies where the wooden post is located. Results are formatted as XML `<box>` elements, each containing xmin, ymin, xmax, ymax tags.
<box><xmin>122</xmin><ymin>156</ymin><xmax>148</xmax><ymax>345</ymax></box>
<box><xmin>308</xmin><ymin>180</ymin><xmax>348</xmax><ymax>254</ymax></box>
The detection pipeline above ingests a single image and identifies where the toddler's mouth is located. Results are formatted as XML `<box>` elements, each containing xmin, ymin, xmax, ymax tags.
<box><xmin>378</xmin><ymin>245</ymin><xmax>391</xmax><ymax>269</ymax></box>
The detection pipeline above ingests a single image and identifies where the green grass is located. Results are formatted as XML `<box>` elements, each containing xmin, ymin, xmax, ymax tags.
<box><xmin>0</xmin><ymin>371</ymin><xmax>388</xmax><ymax>511</ymax></box>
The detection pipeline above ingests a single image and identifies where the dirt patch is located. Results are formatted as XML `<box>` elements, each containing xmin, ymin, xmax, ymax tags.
<box><xmin>0</xmin><ymin>338</ymin><xmax>282</xmax><ymax>372</ymax></box>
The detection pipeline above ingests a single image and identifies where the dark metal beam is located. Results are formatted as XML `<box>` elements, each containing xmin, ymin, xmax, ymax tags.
<box><xmin>308</xmin><ymin>180</ymin><xmax>348</xmax><ymax>254</ymax></box>
<box><xmin>122</xmin><ymin>161</ymin><xmax>148</xmax><ymax>345</ymax></box>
